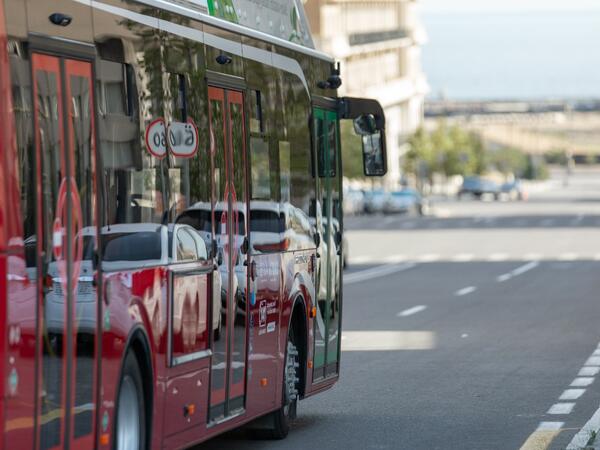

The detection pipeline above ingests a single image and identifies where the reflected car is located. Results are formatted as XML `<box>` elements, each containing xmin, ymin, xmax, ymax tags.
<box><xmin>458</xmin><ymin>176</ymin><xmax>500</xmax><ymax>200</ymax></box>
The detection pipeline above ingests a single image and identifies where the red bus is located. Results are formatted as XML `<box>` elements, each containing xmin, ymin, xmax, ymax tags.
<box><xmin>0</xmin><ymin>0</ymin><xmax>386</xmax><ymax>449</ymax></box>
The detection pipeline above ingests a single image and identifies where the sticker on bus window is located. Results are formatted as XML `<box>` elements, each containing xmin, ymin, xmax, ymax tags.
<box><xmin>168</xmin><ymin>118</ymin><xmax>199</xmax><ymax>158</ymax></box>
<box><xmin>145</xmin><ymin>118</ymin><xmax>167</xmax><ymax>159</ymax></box>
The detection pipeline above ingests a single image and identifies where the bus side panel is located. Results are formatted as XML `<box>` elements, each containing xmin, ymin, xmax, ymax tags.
<box><xmin>100</xmin><ymin>267</ymin><xmax>168</xmax><ymax>450</ymax></box>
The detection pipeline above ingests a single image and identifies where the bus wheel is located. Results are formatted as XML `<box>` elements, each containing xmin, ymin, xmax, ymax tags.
<box><xmin>115</xmin><ymin>352</ymin><xmax>146</xmax><ymax>450</ymax></box>
<box><xmin>270</xmin><ymin>329</ymin><xmax>300</xmax><ymax>439</ymax></box>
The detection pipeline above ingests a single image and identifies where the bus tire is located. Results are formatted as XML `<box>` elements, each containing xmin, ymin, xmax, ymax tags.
<box><xmin>115</xmin><ymin>351</ymin><xmax>147</xmax><ymax>450</ymax></box>
<box><xmin>253</xmin><ymin>326</ymin><xmax>300</xmax><ymax>440</ymax></box>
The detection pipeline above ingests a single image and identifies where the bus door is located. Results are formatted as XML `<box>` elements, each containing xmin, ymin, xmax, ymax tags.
<box><xmin>31</xmin><ymin>53</ymin><xmax>98</xmax><ymax>450</ymax></box>
<box><xmin>207</xmin><ymin>86</ymin><xmax>249</xmax><ymax>421</ymax></box>
<box><xmin>313</xmin><ymin>107</ymin><xmax>342</xmax><ymax>380</ymax></box>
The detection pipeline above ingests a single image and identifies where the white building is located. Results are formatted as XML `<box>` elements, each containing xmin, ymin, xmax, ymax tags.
<box><xmin>305</xmin><ymin>0</ymin><xmax>429</xmax><ymax>187</ymax></box>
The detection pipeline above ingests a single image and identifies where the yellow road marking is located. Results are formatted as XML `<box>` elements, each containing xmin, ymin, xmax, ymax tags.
<box><xmin>519</xmin><ymin>429</ymin><xmax>562</xmax><ymax>450</ymax></box>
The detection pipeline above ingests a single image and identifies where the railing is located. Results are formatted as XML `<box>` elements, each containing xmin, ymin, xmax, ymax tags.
<box><xmin>348</xmin><ymin>29</ymin><xmax>408</xmax><ymax>46</ymax></box>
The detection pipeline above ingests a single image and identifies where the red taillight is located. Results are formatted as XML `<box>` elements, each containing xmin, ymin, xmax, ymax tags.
<box><xmin>254</xmin><ymin>238</ymin><xmax>290</xmax><ymax>253</ymax></box>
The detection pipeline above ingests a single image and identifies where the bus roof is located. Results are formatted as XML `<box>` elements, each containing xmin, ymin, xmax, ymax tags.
<box><xmin>134</xmin><ymin>0</ymin><xmax>333</xmax><ymax>62</ymax></box>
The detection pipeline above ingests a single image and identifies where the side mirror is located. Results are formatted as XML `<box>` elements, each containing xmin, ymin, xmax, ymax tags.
<box><xmin>360</xmin><ymin>128</ymin><xmax>387</xmax><ymax>176</ymax></box>
<box><xmin>340</xmin><ymin>98</ymin><xmax>388</xmax><ymax>177</ymax></box>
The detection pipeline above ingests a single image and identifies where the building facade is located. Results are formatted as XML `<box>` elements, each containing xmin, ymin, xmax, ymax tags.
<box><xmin>305</xmin><ymin>0</ymin><xmax>429</xmax><ymax>187</ymax></box>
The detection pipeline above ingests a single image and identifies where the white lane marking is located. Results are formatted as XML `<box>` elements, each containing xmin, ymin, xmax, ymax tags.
<box><xmin>384</xmin><ymin>254</ymin><xmax>407</xmax><ymax>263</ymax></box>
<box><xmin>593</xmin><ymin>348</ymin><xmax>600</xmax><ymax>356</ymax></box>
<box><xmin>570</xmin><ymin>377</ymin><xmax>595</xmax><ymax>387</ymax></box>
<box><xmin>349</xmin><ymin>255</ymin><xmax>376</xmax><ymax>265</ymax></box>
<box><xmin>537</xmin><ymin>421</ymin><xmax>564</xmax><ymax>431</ymax></box>
<box><xmin>341</xmin><ymin>331</ymin><xmax>436</xmax><ymax>351</ymax></box>
<box><xmin>559</xmin><ymin>253</ymin><xmax>578</xmax><ymax>261</ymax></box>
<box><xmin>455</xmin><ymin>286</ymin><xmax>476</xmax><ymax>297</ymax></box>
<box><xmin>523</xmin><ymin>253</ymin><xmax>543</xmax><ymax>261</ymax></box>
<box><xmin>344</xmin><ymin>262</ymin><xmax>417</xmax><ymax>285</ymax></box>
<box><xmin>453</xmin><ymin>253</ymin><xmax>474</xmax><ymax>262</ymax></box>
<box><xmin>559</xmin><ymin>389</ymin><xmax>586</xmax><ymax>400</ymax></box>
<box><xmin>580</xmin><ymin>367</ymin><xmax>600</xmax><ymax>377</ymax></box>
<box><xmin>584</xmin><ymin>356</ymin><xmax>600</xmax><ymax>366</ymax></box>
<box><xmin>566</xmin><ymin>405</ymin><xmax>600</xmax><ymax>450</ymax></box>
<box><xmin>513</xmin><ymin>261</ymin><xmax>540</xmax><ymax>276</ymax></box>
<box><xmin>488</xmin><ymin>253</ymin><xmax>509</xmax><ymax>261</ymax></box>
<box><xmin>547</xmin><ymin>403</ymin><xmax>575</xmax><ymax>415</ymax></box>
<box><xmin>497</xmin><ymin>261</ymin><xmax>539</xmax><ymax>282</ymax></box>
<box><xmin>397</xmin><ymin>305</ymin><xmax>427</xmax><ymax>317</ymax></box>
<box><xmin>419</xmin><ymin>253</ymin><xmax>440</xmax><ymax>263</ymax></box>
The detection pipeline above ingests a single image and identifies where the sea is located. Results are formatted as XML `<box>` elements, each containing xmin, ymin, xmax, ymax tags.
<box><xmin>422</xmin><ymin>10</ymin><xmax>600</xmax><ymax>100</ymax></box>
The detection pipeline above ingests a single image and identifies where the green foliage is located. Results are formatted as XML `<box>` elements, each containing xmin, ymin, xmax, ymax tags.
<box><xmin>404</xmin><ymin>123</ymin><xmax>551</xmax><ymax>181</ymax></box>
<box><xmin>489</xmin><ymin>147</ymin><xmax>528</xmax><ymax>177</ymax></box>
<box><xmin>404</xmin><ymin>123</ymin><xmax>488</xmax><ymax>179</ymax></box>
<box><xmin>522</xmin><ymin>155</ymin><xmax>549</xmax><ymax>180</ymax></box>
<box><xmin>544</xmin><ymin>149</ymin><xmax>568</xmax><ymax>165</ymax></box>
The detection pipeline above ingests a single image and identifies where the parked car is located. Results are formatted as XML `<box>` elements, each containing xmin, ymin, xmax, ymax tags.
<box><xmin>384</xmin><ymin>189</ymin><xmax>427</xmax><ymax>215</ymax></box>
<box><xmin>343</xmin><ymin>189</ymin><xmax>365</xmax><ymax>216</ymax></box>
<box><xmin>363</xmin><ymin>189</ymin><xmax>388</xmax><ymax>214</ymax></box>
<box><xmin>458</xmin><ymin>176</ymin><xmax>500</xmax><ymax>200</ymax></box>
<box><xmin>500</xmin><ymin>179</ymin><xmax>526</xmax><ymax>201</ymax></box>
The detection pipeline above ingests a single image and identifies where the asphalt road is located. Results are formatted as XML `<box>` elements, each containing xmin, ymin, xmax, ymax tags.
<box><xmin>198</xmin><ymin>168</ymin><xmax>600</xmax><ymax>450</ymax></box>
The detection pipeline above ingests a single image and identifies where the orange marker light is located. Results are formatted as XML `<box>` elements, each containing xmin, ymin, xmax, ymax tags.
<box><xmin>310</xmin><ymin>307</ymin><xmax>316</xmax><ymax>318</ymax></box>
<box><xmin>100</xmin><ymin>434</ymin><xmax>110</xmax><ymax>446</ymax></box>
<box><xmin>260</xmin><ymin>378</ymin><xmax>268</xmax><ymax>387</ymax></box>
<box><xmin>308</xmin><ymin>360</ymin><xmax>313</xmax><ymax>369</ymax></box>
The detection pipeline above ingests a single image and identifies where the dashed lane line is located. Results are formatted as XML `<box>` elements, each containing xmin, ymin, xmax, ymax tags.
<box><xmin>397</xmin><ymin>305</ymin><xmax>427</xmax><ymax>317</ymax></box>
<box><xmin>570</xmin><ymin>377</ymin><xmax>595</xmax><ymax>387</ymax></box>
<box><xmin>559</xmin><ymin>253</ymin><xmax>579</xmax><ymax>261</ymax></box>
<box><xmin>579</xmin><ymin>367</ymin><xmax>600</xmax><ymax>376</ymax></box>
<box><xmin>452</xmin><ymin>253</ymin><xmax>474</xmax><ymax>262</ymax></box>
<box><xmin>497</xmin><ymin>261</ymin><xmax>539</xmax><ymax>283</ymax></box>
<box><xmin>488</xmin><ymin>253</ymin><xmax>509</xmax><ymax>261</ymax></box>
<box><xmin>418</xmin><ymin>253</ymin><xmax>440</xmax><ymax>263</ymax></box>
<box><xmin>547</xmin><ymin>403</ymin><xmax>575</xmax><ymax>415</ymax></box>
<box><xmin>344</xmin><ymin>262</ymin><xmax>417</xmax><ymax>285</ymax></box>
<box><xmin>559</xmin><ymin>389</ymin><xmax>586</xmax><ymax>401</ymax></box>
<box><xmin>454</xmin><ymin>286</ymin><xmax>476</xmax><ymax>297</ymax></box>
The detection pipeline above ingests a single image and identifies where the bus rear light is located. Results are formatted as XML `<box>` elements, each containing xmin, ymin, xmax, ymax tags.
<box><xmin>253</xmin><ymin>239</ymin><xmax>290</xmax><ymax>253</ymax></box>
<box><xmin>260</xmin><ymin>378</ymin><xmax>268</xmax><ymax>387</ymax></box>
<box><xmin>100</xmin><ymin>434</ymin><xmax>110</xmax><ymax>446</ymax></box>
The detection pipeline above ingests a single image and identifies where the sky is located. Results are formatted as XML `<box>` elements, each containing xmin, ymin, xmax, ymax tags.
<box><xmin>421</xmin><ymin>0</ymin><xmax>600</xmax><ymax>14</ymax></box>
